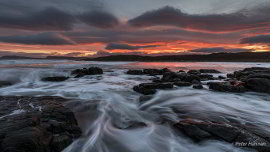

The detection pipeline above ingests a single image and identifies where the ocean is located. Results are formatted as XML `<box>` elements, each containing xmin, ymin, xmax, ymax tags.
<box><xmin>0</xmin><ymin>59</ymin><xmax>269</xmax><ymax>152</ymax></box>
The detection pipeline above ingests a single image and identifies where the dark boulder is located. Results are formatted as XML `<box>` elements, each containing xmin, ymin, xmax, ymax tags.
<box><xmin>143</xmin><ymin>68</ymin><xmax>171</xmax><ymax>75</ymax></box>
<box><xmin>0</xmin><ymin>81</ymin><xmax>13</xmax><ymax>87</ymax></box>
<box><xmin>244</xmin><ymin>78</ymin><xmax>270</xmax><ymax>93</ymax></box>
<box><xmin>41</xmin><ymin>76</ymin><xmax>69</xmax><ymax>82</ymax></box>
<box><xmin>72</xmin><ymin>67</ymin><xmax>103</xmax><ymax>78</ymax></box>
<box><xmin>199</xmin><ymin>69</ymin><xmax>221</xmax><ymax>73</ymax></box>
<box><xmin>218</xmin><ymin>76</ymin><xmax>226</xmax><ymax>79</ymax></box>
<box><xmin>127</xmin><ymin>68</ymin><xmax>171</xmax><ymax>76</ymax></box>
<box><xmin>187</xmin><ymin>70</ymin><xmax>200</xmax><ymax>75</ymax></box>
<box><xmin>173</xmin><ymin>119</ymin><xmax>270</xmax><ymax>152</ymax></box>
<box><xmin>174</xmin><ymin>81</ymin><xmax>192</xmax><ymax>87</ymax></box>
<box><xmin>198</xmin><ymin>74</ymin><xmax>214</xmax><ymax>81</ymax></box>
<box><xmin>162</xmin><ymin>72</ymin><xmax>200</xmax><ymax>83</ymax></box>
<box><xmin>133</xmin><ymin>83</ymin><xmax>173</xmax><ymax>95</ymax></box>
<box><xmin>208</xmin><ymin>82</ymin><xmax>246</xmax><ymax>93</ymax></box>
<box><xmin>127</xmin><ymin>70</ymin><xmax>144</xmax><ymax>75</ymax></box>
<box><xmin>0</xmin><ymin>96</ymin><xmax>81</xmax><ymax>152</ymax></box>
<box><xmin>193</xmin><ymin>84</ymin><xmax>203</xmax><ymax>89</ymax></box>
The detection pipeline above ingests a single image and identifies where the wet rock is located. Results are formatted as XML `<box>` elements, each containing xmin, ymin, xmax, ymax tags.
<box><xmin>0</xmin><ymin>96</ymin><xmax>81</xmax><ymax>152</ymax></box>
<box><xmin>133</xmin><ymin>83</ymin><xmax>173</xmax><ymax>95</ymax></box>
<box><xmin>208</xmin><ymin>82</ymin><xmax>246</xmax><ymax>93</ymax></box>
<box><xmin>139</xmin><ymin>95</ymin><xmax>153</xmax><ymax>104</ymax></box>
<box><xmin>187</xmin><ymin>70</ymin><xmax>200</xmax><ymax>75</ymax></box>
<box><xmin>72</xmin><ymin>67</ymin><xmax>103</xmax><ymax>78</ymax></box>
<box><xmin>228</xmin><ymin>67</ymin><xmax>270</xmax><ymax>80</ymax></box>
<box><xmin>0</xmin><ymin>81</ymin><xmax>13</xmax><ymax>87</ymax></box>
<box><xmin>41</xmin><ymin>76</ymin><xmax>69</xmax><ymax>82</ymax></box>
<box><xmin>174</xmin><ymin>81</ymin><xmax>192</xmax><ymax>87</ymax></box>
<box><xmin>143</xmin><ymin>68</ymin><xmax>171</xmax><ymax>75</ymax></box>
<box><xmin>162</xmin><ymin>72</ymin><xmax>201</xmax><ymax>83</ymax></box>
<box><xmin>127</xmin><ymin>70</ymin><xmax>144</xmax><ymax>75</ymax></box>
<box><xmin>198</xmin><ymin>74</ymin><xmax>214</xmax><ymax>81</ymax></box>
<box><xmin>244</xmin><ymin>78</ymin><xmax>270</xmax><ymax>93</ymax></box>
<box><xmin>178</xmin><ymin>70</ymin><xmax>185</xmax><ymax>73</ymax></box>
<box><xmin>193</xmin><ymin>84</ymin><xmax>203</xmax><ymax>89</ymax></box>
<box><xmin>127</xmin><ymin>68</ymin><xmax>171</xmax><ymax>76</ymax></box>
<box><xmin>173</xmin><ymin>119</ymin><xmax>270</xmax><ymax>152</ymax></box>
<box><xmin>218</xmin><ymin>76</ymin><xmax>226</xmax><ymax>79</ymax></box>
<box><xmin>199</xmin><ymin>69</ymin><xmax>221</xmax><ymax>73</ymax></box>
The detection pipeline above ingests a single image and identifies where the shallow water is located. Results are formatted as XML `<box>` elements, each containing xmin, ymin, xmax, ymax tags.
<box><xmin>0</xmin><ymin>59</ymin><xmax>269</xmax><ymax>152</ymax></box>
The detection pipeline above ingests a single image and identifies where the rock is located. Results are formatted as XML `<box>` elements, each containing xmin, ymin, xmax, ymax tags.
<box><xmin>187</xmin><ymin>70</ymin><xmax>200</xmax><ymax>75</ymax></box>
<box><xmin>162</xmin><ymin>72</ymin><xmax>201</xmax><ymax>83</ymax></box>
<box><xmin>218</xmin><ymin>76</ymin><xmax>226</xmax><ymax>79</ymax></box>
<box><xmin>228</xmin><ymin>67</ymin><xmax>270</xmax><ymax>80</ymax></box>
<box><xmin>244</xmin><ymin>78</ymin><xmax>270</xmax><ymax>93</ymax></box>
<box><xmin>127</xmin><ymin>70</ymin><xmax>144</xmax><ymax>75</ymax></box>
<box><xmin>199</xmin><ymin>69</ymin><xmax>221</xmax><ymax>73</ymax></box>
<box><xmin>143</xmin><ymin>68</ymin><xmax>171</xmax><ymax>75</ymax></box>
<box><xmin>0</xmin><ymin>81</ymin><xmax>13</xmax><ymax>87</ymax></box>
<box><xmin>127</xmin><ymin>68</ymin><xmax>171</xmax><ymax>76</ymax></box>
<box><xmin>0</xmin><ymin>96</ymin><xmax>81</xmax><ymax>152</ymax></box>
<box><xmin>174</xmin><ymin>81</ymin><xmax>192</xmax><ymax>87</ymax></box>
<box><xmin>208</xmin><ymin>82</ymin><xmax>246</xmax><ymax>93</ymax></box>
<box><xmin>72</xmin><ymin>67</ymin><xmax>103</xmax><ymax>78</ymax></box>
<box><xmin>178</xmin><ymin>70</ymin><xmax>185</xmax><ymax>73</ymax></box>
<box><xmin>41</xmin><ymin>76</ymin><xmax>69</xmax><ymax>82</ymax></box>
<box><xmin>133</xmin><ymin>83</ymin><xmax>173</xmax><ymax>95</ymax></box>
<box><xmin>198</xmin><ymin>74</ymin><xmax>214</xmax><ymax>81</ymax></box>
<box><xmin>193</xmin><ymin>84</ymin><xmax>203</xmax><ymax>89</ymax></box>
<box><xmin>173</xmin><ymin>119</ymin><xmax>270</xmax><ymax>152</ymax></box>
<box><xmin>139</xmin><ymin>95</ymin><xmax>153</xmax><ymax>104</ymax></box>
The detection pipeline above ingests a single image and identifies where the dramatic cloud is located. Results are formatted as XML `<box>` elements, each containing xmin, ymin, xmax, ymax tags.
<box><xmin>79</xmin><ymin>11</ymin><xmax>119</xmax><ymax>28</ymax></box>
<box><xmin>0</xmin><ymin>7</ymin><xmax>75</xmax><ymax>31</ymax></box>
<box><xmin>105</xmin><ymin>43</ymin><xmax>160</xmax><ymax>50</ymax></box>
<box><xmin>191</xmin><ymin>47</ymin><xmax>253</xmax><ymax>53</ymax></box>
<box><xmin>0</xmin><ymin>33</ymin><xmax>75</xmax><ymax>45</ymax></box>
<box><xmin>128</xmin><ymin>6</ymin><xmax>270</xmax><ymax>32</ymax></box>
<box><xmin>240</xmin><ymin>35</ymin><xmax>270</xmax><ymax>44</ymax></box>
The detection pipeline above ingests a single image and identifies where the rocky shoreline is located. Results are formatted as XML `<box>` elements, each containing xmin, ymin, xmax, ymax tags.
<box><xmin>0</xmin><ymin>96</ymin><xmax>81</xmax><ymax>152</ymax></box>
<box><xmin>0</xmin><ymin>66</ymin><xmax>269</xmax><ymax>152</ymax></box>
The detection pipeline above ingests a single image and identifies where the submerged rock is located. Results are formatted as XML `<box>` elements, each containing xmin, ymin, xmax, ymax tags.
<box><xmin>174</xmin><ymin>81</ymin><xmax>192</xmax><ymax>87</ymax></box>
<box><xmin>41</xmin><ymin>76</ymin><xmax>69</xmax><ymax>82</ymax></box>
<box><xmin>193</xmin><ymin>84</ymin><xmax>203</xmax><ymax>89</ymax></box>
<box><xmin>199</xmin><ymin>69</ymin><xmax>221</xmax><ymax>73</ymax></box>
<box><xmin>162</xmin><ymin>72</ymin><xmax>201</xmax><ymax>83</ymax></box>
<box><xmin>127</xmin><ymin>68</ymin><xmax>171</xmax><ymax>76</ymax></box>
<box><xmin>0</xmin><ymin>96</ymin><xmax>81</xmax><ymax>152</ymax></box>
<box><xmin>0</xmin><ymin>81</ymin><xmax>13</xmax><ymax>87</ymax></box>
<box><xmin>133</xmin><ymin>83</ymin><xmax>173</xmax><ymax>95</ymax></box>
<box><xmin>208</xmin><ymin>82</ymin><xmax>246</xmax><ymax>93</ymax></box>
<box><xmin>72</xmin><ymin>67</ymin><xmax>103</xmax><ymax>78</ymax></box>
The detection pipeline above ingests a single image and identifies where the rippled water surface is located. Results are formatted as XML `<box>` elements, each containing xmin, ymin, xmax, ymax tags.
<box><xmin>0</xmin><ymin>59</ymin><xmax>269</xmax><ymax>152</ymax></box>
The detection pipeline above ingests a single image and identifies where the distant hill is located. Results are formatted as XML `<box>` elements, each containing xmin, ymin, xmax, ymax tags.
<box><xmin>87</xmin><ymin>52</ymin><xmax>270</xmax><ymax>62</ymax></box>
<box><xmin>0</xmin><ymin>55</ymin><xmax>39</xmax><ymax>59</ymax></box>
<box><xmin>45</xmin><ymin>56</ymin><xmax>85</xmax><ymax>60</ymax></box>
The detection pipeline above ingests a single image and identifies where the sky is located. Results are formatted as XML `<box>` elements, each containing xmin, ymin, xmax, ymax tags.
<box><xmin>0</xmin><ymin>0</ymin><xmax>270</xmax><ymax>57</ymax></box>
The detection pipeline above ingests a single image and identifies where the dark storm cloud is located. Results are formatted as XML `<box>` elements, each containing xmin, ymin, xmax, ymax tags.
<box><xmin>191</xmin><ymin>47</ymin><xmax>252</xmax><ymax>53</ymax></box>
<box><xmin>66</xmin><ymin>28</ymin><xmax>240</xmax><ymax>44</ymax></box>
<box><xmin>128</xmin><ymin>6</ymin><xmax>270</xmax><ymax>32</ymax></box>
<box><xmin>105</xmin><ymin>43</ymin><xmax>160</xmax><ymax>50</ymax></box>
<box><xmin>240</xmin><ymin>35</ymin><xmax>270</xmax><ymax>44</ymax></box>
<box><xmin>79</xmin><ymin>11</ymin><xmax>120</xmax><ymax>28</ymax></box>
<box><xmin>0</xmin><ymin>7</ymin><xmax>75</xmax><ymax>31</ymax></box>
<box><xmin>0</xmin><ymin>33</ymin><xmax>75</xmax><ymax>45</ymax></box>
